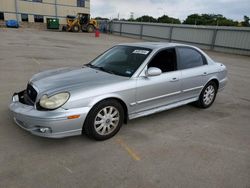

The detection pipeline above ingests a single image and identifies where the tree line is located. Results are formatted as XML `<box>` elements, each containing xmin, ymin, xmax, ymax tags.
<box><xmin>96</xmin><ymin>14</ymin><xmax>250</xmax><ymax>27</ymax></box>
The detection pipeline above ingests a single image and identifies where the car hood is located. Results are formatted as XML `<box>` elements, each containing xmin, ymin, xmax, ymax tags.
<box><xmin>30</xmin><ymin>67</ymin><xmax>128</xmax><ymax>94</ymax></box>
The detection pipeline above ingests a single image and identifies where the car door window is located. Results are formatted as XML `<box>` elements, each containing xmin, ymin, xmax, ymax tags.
<box><xmin>177</xmin><ymin>47</ymin><xmax>206</xmax><ymax>70</ymax></box>
<box><xmin>148</xmin><ymin>48</ymin><xmax>177</xmax><ymax>73</ymax></box>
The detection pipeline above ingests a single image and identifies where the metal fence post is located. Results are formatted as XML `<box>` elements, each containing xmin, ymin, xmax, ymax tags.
<box><xmin>211</xmin><ymin>29</ymin><xmax>218</xmax><ymax>50</ymax></box>
<box><xmin>169</xmin><ymin>26</ymin><xmax>173</xmax><ymax>42</ymax></box>
<box><xmin>120</xmin><ymin>23</ymin><xmax>122</xmax><ymax>36</ymax></box>
<box><xmin>109</xmin><ymin>21</ymin><xmax>113</xmax><ymax>34</ymax></box>
<box><xmin>140</xmin><ymin>24</ymin><xmax>143</xmax><ymax>39</ymax></box>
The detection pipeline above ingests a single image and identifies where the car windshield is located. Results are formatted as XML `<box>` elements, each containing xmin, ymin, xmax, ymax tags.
<box><xmin>87</xmin><ymin>46</ymin><xmax>152</xmax><ymax>77</ymax></box>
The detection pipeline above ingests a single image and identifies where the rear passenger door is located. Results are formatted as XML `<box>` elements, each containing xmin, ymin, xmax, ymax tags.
<box><xmin>176</xmin><ymin>47</ymin><xmax>208</xmax><ymax>100</ymax></box>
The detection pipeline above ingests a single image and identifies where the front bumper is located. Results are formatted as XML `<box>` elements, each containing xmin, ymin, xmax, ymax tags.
<box><xmin>9</xmin><ymin>92</ymin><xmax>90</xmax><ymax>138</ymax></box>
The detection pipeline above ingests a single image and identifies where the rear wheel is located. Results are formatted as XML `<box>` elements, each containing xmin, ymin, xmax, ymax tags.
<box><xmin>83</xmin><ymin>100</ymin><xmax>124</xmax><ymax>140</ymax></box>
<box><xmin>195</xmin><ymin>81</ymin><xmax>218</xmax><ymax>108</ymax></box>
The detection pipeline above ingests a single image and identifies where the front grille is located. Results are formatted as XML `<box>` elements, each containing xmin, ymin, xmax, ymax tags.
<box><xmin>26</xmin><ymin>84</ymin><xmax>37</xmax><ymax>102</ymax></box>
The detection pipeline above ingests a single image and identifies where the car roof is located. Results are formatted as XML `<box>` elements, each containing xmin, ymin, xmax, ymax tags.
<box><xmin>117</xmin><ymin>42</ymin><xmax>193</xmax><ymax>50</ymax></box>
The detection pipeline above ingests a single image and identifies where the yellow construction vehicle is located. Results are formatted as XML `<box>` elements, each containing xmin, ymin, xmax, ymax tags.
<box><xmin>62</xmin><ymin>13</ymin><xmax>98</xmax><ymax>32</ymax></box>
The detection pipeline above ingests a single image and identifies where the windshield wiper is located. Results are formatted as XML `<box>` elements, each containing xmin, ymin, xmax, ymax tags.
<box><xmin>85</xmin><ymin>64</ymin><xmax>115</xmax><ymax>75</ymax></box>
<box><xmin>98</xmin><ymin>67</ymin><xmax>115</xmax><ymax>75</ymax></box>
<box><xmin>85</xmin><ymin>64</ymin><xmax>98</xmax><ymax>69</ymax></box>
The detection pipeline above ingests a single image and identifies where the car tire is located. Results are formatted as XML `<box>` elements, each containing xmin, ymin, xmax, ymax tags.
<box><xmin>72</xmin><ymin>25</ymin><xmax>80</xmax><ymax>32</ymax></box>
<box><xmin>195</xmin><ymin>81</ymin><xmax>218</xmax><ymax>108</ymax></box>
<box><xmin>83</xmin><ymin>99</ymin><xmax>124</xmax><ymax>140</ymax></box>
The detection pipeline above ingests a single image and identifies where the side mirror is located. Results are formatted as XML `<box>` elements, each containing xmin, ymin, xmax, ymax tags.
<box><xmin>146</xmin><ymin>67</ymin><xmax>162</xmax><ymax>77</ymax></box>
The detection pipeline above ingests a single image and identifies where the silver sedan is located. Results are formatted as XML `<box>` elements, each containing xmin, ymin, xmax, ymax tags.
<box><xmin>9</xmin><ymin>42</ymin><xmax>227</xmax><ymax>140</ymax></box>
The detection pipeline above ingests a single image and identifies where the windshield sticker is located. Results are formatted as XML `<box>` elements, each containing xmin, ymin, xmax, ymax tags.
<box><xmin>132</xmin><ymin>50</ymin><xmax>149</xmax><ymax>55</ymax></box>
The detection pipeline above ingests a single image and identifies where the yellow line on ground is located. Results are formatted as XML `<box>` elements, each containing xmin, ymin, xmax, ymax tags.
<box><xmin>116</xmin><ymin>138</ymin><xmax>141</xmax><ymax>161</ymax></box>
<box><xmin>32</xmin><ymin>57</ymin><xmax>40</xmax><ymax>65</ymax></box>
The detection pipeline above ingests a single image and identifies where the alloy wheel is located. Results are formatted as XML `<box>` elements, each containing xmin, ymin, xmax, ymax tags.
<box><xmin>94</xmin><ymin>106</ymin><xmax>120</xmax><ymax>136</ymax></box>
<box><xmin>203</xmin><ymin>85</ymin><xmax>215</xmax><ymax>105</ymax></box>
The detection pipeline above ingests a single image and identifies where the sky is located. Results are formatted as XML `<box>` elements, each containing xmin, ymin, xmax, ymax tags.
<box><xmin>90</xmin><ymin>0</ymin><xmax>250</xmax><ymax>21</ymax></box>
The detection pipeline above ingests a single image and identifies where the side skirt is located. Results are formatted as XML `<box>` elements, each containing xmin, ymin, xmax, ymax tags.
<box><xmin>128</xmin><ymin>97</ymin><xmax>198</xmax><ymax>120</ymax></box>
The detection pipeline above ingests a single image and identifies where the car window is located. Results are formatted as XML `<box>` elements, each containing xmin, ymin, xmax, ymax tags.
<box><xmin>148</xmin><ymin>48</ymin><xmax>177</xmax><ymax>73</ymax></box>
<box><xmin>89</xmin><ymin>46</ymin><xmax>152</xmax><ymax>77</ymax></box>
<box><xmin>177</xmin><ymin>47</ymin><xmax>205</xmax><ymax>70</ymax></box>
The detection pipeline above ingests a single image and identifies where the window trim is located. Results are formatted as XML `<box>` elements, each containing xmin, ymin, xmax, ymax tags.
<box><xmin>176</xmin><ymin>46</ymin><xmax>207</xmax><ymax>70</ymax></box>
<box><xmin>145</xmin><ymin>47</ymin><xmax>178</xmax><ymax>75</ymax></box>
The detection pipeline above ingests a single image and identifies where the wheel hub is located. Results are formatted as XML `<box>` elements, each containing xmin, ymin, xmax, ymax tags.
<box><xmin>94</xmin><ymin>106</ymin><xmax>120</xmax><ymax>136</ymax></box>
<box><xmin>105</xmin><ymin>119</ymin><xmax>111</xmax><ymax>124</ymax></box>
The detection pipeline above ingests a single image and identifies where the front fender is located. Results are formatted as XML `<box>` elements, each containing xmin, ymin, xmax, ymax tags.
<box><xmin>88</xmin><ymin>93</ymin><xmax>126</xmax><ymax>107</ymax></box>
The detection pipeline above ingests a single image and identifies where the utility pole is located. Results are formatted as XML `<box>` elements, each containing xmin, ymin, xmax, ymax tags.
<box><xmin>130</xmin><ymin>12</ymin><xmax>134</xmax><ymax>20</ymax></box>
<box><xmin>55</xmin><ymin>0</ymin><xmax>58</xmax><ymax>18</ymax></box>
<box><xmin>15</xmin><ymin>0</ymin><xmax>19</xmax><ymax>21</ymax></box>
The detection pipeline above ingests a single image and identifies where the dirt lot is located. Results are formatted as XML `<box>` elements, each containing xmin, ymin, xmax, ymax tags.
<box><xmin>0</xmin><ymin>28</ymin><xmax>250</xmax><ymax>188</ymax></box>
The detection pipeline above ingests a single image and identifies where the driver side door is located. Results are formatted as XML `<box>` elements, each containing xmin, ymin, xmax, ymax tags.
<box><xmin>134</xmin><ymin>48</ymin><xmax>182</xmax><ymax>113</ymax></box>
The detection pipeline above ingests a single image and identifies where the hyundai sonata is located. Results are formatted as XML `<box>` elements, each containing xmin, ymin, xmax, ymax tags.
<box><xmin>9</xmin><ymin>42</ymin><xmax>227</xmax><ymax>140</ymax></box>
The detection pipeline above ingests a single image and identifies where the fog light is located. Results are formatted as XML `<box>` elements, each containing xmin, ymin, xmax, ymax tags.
<box><xmin>39</xmin><ymin>127</ymin><xmax>51</xmax><ymax>133</ymax></box>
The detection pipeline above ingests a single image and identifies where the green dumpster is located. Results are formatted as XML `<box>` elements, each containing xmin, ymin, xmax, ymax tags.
<box><xmin>46</xmin><ymin>18</ymin><xmax>59</xmax><ymax>29</ymax></box>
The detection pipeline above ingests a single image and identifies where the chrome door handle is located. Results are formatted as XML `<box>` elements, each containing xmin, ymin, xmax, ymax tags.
<box><xmin>203</xmin><ymin>72</ymin><xmax>207</xmax><ymax>75</ymax></box>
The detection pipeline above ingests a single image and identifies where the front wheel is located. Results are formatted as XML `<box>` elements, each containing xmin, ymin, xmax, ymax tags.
<box><xmin>87</xmin><ymin>25</ymin><xmax>95</xmax><ymax>33</ymax></box>
<box><xmin>72</xmin><ymin>25</ymin><xmax>80</xmax><ymax>32</ymax></box>
<box><xmin>195</xmin><ymin>81</ymin><xmax>218</xmax><ymax>108</ymax></box>
<box><xmin>83</xmin><ymin>100</ymin><xmax>124</xmax><ymax>140</ymax></box>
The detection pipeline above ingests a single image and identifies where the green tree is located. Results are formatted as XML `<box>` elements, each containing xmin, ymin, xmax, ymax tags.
<box><xmin>183</xmin><ymin>14</ymin><xmax>238</xmax><ymax>26</ymax></box>
<box><xmin>182</xmin><ymin>14</ymin><xmax>200</xmax><ymax>25</ymax></box>
<box><xmin>95</xmin><ymin>17</ymin><xmax>109</xmax><ymax>20</ymax></box>
<box><xmin>135</xmin><ymin>15</ymin><xmax>157</xmax><ymax>23</ymax></box>
<box><xmin>241</xmin><ymin>15</ymin><xmax>250</xmax><ymax>27</ymax></box>
<box><xmin>127</xmin><ymin>18</ymin><xmax>136</xmax><ymax>22</ymax></box>
<box><xmin>157</xmin><ymin>15</ymin><xmax>181</xmax><ymax>24</ymax></box>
